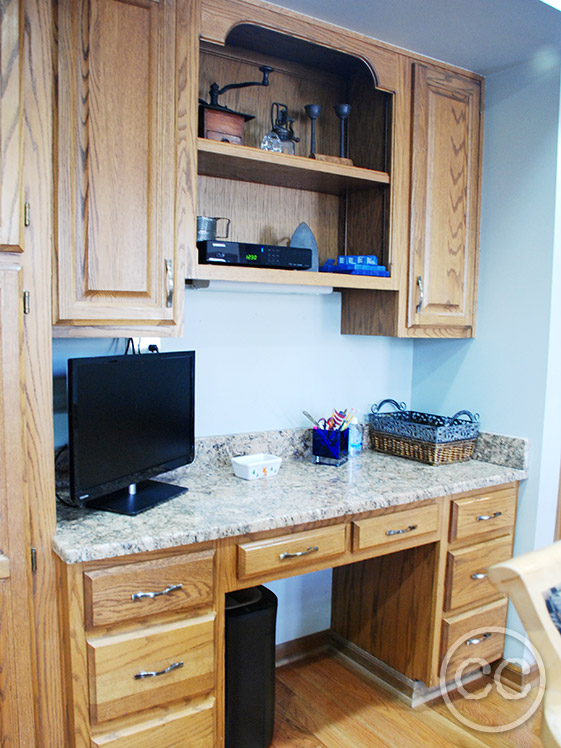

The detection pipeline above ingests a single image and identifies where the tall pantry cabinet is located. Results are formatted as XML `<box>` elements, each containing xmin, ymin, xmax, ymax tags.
<box><xmin>1</xmin><ymin>0</ymin><xmax>65</xmax><ymax>745</ymax></box>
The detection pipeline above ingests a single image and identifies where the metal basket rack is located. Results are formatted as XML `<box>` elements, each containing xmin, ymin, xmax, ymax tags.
<box><xmin>368</xmin><ymin>399</ymin><xmax>480</xmax><ymax>465</ymax></box>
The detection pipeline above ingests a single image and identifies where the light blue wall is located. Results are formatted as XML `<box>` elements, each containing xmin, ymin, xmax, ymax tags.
<box><xmin>53</xmin><ymin>289</ymin><xmax>414</xmax><ymax>643</ymax></box>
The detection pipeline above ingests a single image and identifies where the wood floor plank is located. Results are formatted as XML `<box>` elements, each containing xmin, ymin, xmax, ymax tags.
<box><xmin>273</xmin><ymin>651</ymin><xmax>546</xmax><ymax>748</ymax></box>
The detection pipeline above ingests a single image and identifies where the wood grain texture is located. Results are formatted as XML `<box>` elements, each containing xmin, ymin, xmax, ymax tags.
<box><xmin>91</xmin><ymin>697</ymin><xmax>215</xmax><ymax>747</ymax></box>
<box><xmin>408</xmin><ymin>63</ymin><xmax>482</xmax><ymax>335</ymax></box>
<box><xmin>444</xmin><ymin>534</ymin><xmax>513</xmax><ymax>612</ymax></box>
<box><xmin>331</xmin><ymin>542</ymin><xmax>439</xmax><ymax>684</ymax></box>
<box><xmin>0</xmin><ymin>0</ymin><xmax>24</xmax><ymax>251</ymax></box>
<box><xmin>21</xmin><ymin>1</ymin><xmax>66</xmax><ymax>743</ymax></box>
<box><xmin>55</xmin><ymin>0</ymin><xmax>196</xmax><ymax>331</ymax></box>
<box><xmin>88</xmin><ymin>614</ymin><xmax>216</xmax><ymax>724</ymax></box>
<box><xmin>0</xmin><ymin>258</ymin><xmax>36</xmax><ymax>746</ymax></box>
<box><xmin>352</xmin><ymin>501</ymin><xmax>440</xmax><ymax>552</ymax></box>
<box><xmin>237</xmin><ymin>524</ymin><xmax>347</xmax><ymax>579</ymax></box>
<box><xmin>273</xmin><ymin>651</ymin><xmax>544</xmax><ymax>748</ymax></box>
<box><xmin>84</xmin><ymin>550</ymin><xmax>215</xmax><ymax>628</ymax></box>
<box><xmin>449</xmin><ymin>486</ymin><xmax>517</xmax><ymax>544</ymax></box>
<box><xmin>440</xmin><ymin>599</ymin><xmax>508</xmax><ymax>681</ymax></box>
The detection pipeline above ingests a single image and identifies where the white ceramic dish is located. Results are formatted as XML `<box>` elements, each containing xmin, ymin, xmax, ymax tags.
<box><xmin>231</xmin><ymin>453</ymin><xmax>282</xmax><ymax>480</ymax></box>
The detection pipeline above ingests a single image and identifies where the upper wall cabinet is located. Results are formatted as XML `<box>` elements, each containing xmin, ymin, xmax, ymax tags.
<box><xmin>189</xmin><ymin>0</ymin><xmax>410</xmax><ymax>296</ymax></box>
<box><xmin>0</xmin><ymin>0</ymin><xmax>24</xmax><ymax>252</ymax></box>
<box><xmin>407</xmin><ymin>64</ymin><xmax>482</xmax><ymax>337</ymax></box>
<box><xmin>53</xmin><ymin>0</ymin><xmax>198</xmax><ymax>336</ymax></box>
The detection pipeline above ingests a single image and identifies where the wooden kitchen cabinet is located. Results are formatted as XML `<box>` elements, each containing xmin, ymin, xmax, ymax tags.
<box><xmin>53</xmin><ymin>0</ymin><xmax>198</xmax><ymax>335</ymax></box>
<box><xmin>407</xmin><ymin>64</ymin><xmax>482</xmax><ymax>337</ymax></box>
<box><xmin>0</xmin><ymin>0</ymin><xmax>24</xmax><ymax>252</ymax></box>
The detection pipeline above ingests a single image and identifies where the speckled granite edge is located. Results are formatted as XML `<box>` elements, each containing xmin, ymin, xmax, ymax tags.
<box><xmin>471</xmin><ymin>431</ymin><xmax>529</xmax><ymax>470</ymax></box>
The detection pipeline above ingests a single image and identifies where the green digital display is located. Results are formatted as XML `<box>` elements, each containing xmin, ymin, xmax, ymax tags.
<box><xmin>245</xmin><ymin>253</ymin><xmax>258</xmax><ymax>262</ymax></box>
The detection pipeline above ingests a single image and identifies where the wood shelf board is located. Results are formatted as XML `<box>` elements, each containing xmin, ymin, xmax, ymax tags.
<box><xmin>197</xmin><ymin>138</ymin><xmax>390</xmax><ymax>195</ymax></box>
<box><xmin>187</xmin><ymin>263</ymin><xmax>396</xmax><ymax>290</ymax></box>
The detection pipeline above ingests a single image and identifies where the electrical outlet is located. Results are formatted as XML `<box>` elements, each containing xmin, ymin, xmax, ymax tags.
<box><xmin>137</xmin><ymin>337</ymin><xmax>161</xmax><ymax>354</ymax></box>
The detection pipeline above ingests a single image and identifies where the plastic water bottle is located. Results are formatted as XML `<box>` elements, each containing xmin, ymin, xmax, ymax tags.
<box><xmin>349</xmin><ymin>416</ymin><xmax>363</xmax><ymax>456</ymax></box>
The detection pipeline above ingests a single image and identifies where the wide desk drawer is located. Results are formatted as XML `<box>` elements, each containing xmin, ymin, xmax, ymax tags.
<box><xmin>449</xmin><ymin>486</ymin><xmax>517</xmax><ymax>544</ymax></box>
<box><xmin>87</xmin><ymin>614</ymin><xmax>215</xmax><ymax>724</ymax></box>
<box><xmin>237</xmin><ymin>524</ymin><xmax>346</xmax><ymax>579</ymax></box>
<box><xmin>444</xmin><ymin>535</ymin><xmax>512</xmax><ymax>612</ymax></box>
<box><xmin>352</xmin><ymin>503</ymin><xmax>440</xmax><ymax>553</ymax></box>
<box><xmin>440</xmin><ymin>599</ymin><xmax>508</xmax><ymax>681</ymax></box>
<box><xmin>91</xmin><ymin>697</ymin><xmax>215</xmax><ymax>747</ymax></box>
<box><xmin>84</xmin><ymin>551</ymin><xmax>215</xmax><ymax>628</ymax></box>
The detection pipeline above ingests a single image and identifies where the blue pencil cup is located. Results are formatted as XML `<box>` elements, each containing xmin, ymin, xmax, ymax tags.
<box><xmin>312</xmin><ymin>427</ymin><xmax>349</xmax><ymax>466</ymax></box>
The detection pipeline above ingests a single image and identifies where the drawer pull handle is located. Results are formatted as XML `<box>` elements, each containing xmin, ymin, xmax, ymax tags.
<box><xmin>466</xmin><ymin>633</ymin><xmax>492</xmax><ymax>646</ymax></box>
<box><xmin>280</xmin><ymin>545</ymin><xmax>319</xmax><ymax>560</ymax></box>
<box><xmin>471</xmin><ymin>572</ymin><xmax>487</xmax><ymax>580</ymax></box>
<box><xmin>476</xmin><ymin>511</ymin><xmax>502</xmax><ymax>522</ymax></box>
<box><xmin>131</xmin><ymin>583</ymin><xmax>183</xmax><ymax>601</ymax></box>
<box><xmin>134</xmin><ymin>661</ymin><xmax>184</xmax><ymax>680</ymax></box>
<box><xmin>386</xmin><ymin>524</ymin><xmax>418</xmax><ymax>537</ymax></box>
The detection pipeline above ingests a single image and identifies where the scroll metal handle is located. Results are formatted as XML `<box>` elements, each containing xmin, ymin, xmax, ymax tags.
<box><xmin>416</xmin><ymin>276</ymin><xmax>424</xmax><ymax>313</ymax></box>
<box><xmin>476</xmin><ymin>511</ymin><xmax>502</xmax><ymax>522</ymax></box>
<box><xmin>131</xmin><ymin>583</ymin><xmax>182</xmax><ymax>602</ymax></box>
<box><xmin>134</xmin><ymin>661</ymin><xmax>183</xmax><ymax>680</ymax></box>
<box><xmin>386</xmin><ymin>524</ymin><xmax>418</xmax><ymax>536</ymax></box>
<box><xmin>165</xmin><ymin>258</ymin><xmax>174</xmax><ymax>308</ymax></box>
<box><xmin>466</xmin><ymin>633</ymin><xmax>492</xmax><ymax>646</ymax></box>
<box><xmin>471</xmin><ymin>572</ymin><xmax>487</xmax><ymax>580</ymax></box>
<box><xmin>279</xmin><ymin>545</ymin><xmax>319</xmax><ymax>560</ymax></box>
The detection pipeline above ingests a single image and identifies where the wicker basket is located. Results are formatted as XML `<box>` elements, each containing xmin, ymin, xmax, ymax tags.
<box><xmin>369</xmin><ymin>399</ymin><xmax>480</xmax><ymax>466</ymax></box>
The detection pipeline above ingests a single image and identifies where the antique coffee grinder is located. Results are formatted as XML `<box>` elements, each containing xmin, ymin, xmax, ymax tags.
<box><xmin>199</xmin><ymin>65</ymin><xmax>273</xmax><ymax>145</ymax></box>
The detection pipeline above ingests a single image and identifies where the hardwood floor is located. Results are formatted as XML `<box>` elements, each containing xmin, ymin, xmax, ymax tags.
<box><xmin>271</xmin><ymin>651</ymin><xmax>545</xmax><ymax>748</ymax></box>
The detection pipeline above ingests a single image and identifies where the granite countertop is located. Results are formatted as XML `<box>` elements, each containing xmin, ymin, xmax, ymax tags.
<box><xmin>54</xmin><ymin>429</ymin><xmax>528</xmax><ymax>564</ymax></box>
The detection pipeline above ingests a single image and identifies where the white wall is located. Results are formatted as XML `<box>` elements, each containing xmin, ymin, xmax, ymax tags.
<box><xmin>53</xmin><ymin>289</ymin><xmax>414</xmax><ymax>642</ymax></box>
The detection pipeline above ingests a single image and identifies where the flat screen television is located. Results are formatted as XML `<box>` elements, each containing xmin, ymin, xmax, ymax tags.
<box><xmin>67</xmin><ymin>351</ymin><xmax>195</xmax><ymax>515</ymax></box>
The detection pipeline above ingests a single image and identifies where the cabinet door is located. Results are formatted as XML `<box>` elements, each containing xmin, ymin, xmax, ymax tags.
<box><xmin>0</xmin><ymin>0</ymin><xmax>24</xmax><ymax>252</ymax></box>
<box><xmin>0</xmin><ymin>257</ymin><xmax>36</xmax><ymax>745</ymax></box>
<box><xmin>408</xmin><ymin>63</ymin><xmax>482</xmax><ymax>336</ymax></box>
<box><xmin>54</xmin><ymin>0</ymin><xmax>197</xmax><ymax>332</ymax></box>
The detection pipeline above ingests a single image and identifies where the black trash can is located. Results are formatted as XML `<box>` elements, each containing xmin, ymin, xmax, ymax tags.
<box><xmin>225</xmin><ymin>585</ymin><xmax>278</xmax><ymax>748</ymax></box>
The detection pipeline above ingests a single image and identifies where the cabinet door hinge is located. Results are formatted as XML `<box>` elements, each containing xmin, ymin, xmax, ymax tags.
<box><xmin>24</xmin><ymin>202</ymin><xmax>31</xmax><ymax>227</ymax></box>
<box><xmin>23</xmin><ymin>290</ymin><xmax>30</xmax><ymax>314</ymax></box>
<box><xmin>30</xmin><ymin>548</ymin><xmax>37</xmax><ymax>574</ymax></box>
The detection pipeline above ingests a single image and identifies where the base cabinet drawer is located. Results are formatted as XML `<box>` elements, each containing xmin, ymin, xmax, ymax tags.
<box><xmin>444</xmin><ymin>535</ymin><xmax>512</xmax><ymax>612</ymax></box>
<box><xmin>352</xmin><ymin>503</ymin><xmax>440</xmax><ymax>552</ymax></box>
<box><xmin>91</xmin><ymin>697</ymin><xmax>215</xmax><ymax>747</ymax></box>
<box><xmin>440</xmin><ymin>599</ymin><xmax>508</xmax><ymax>681</ymax></box>
<box><xmin>237</xmin><ymin>524</ymin><xmax>346</xmax><ymax>579</ymax></box>
<box><xmin>449</xmin><ymin>486</ymin><xmax>517</xmax><ymax>543</ymax></box>
<box><xmin>88</xmin><ymin>614</ymin><xmax>215</xmax><ymax>723</ymax></box>
<box><xmin>84</xmin><ymin>551</ymin><xmax>215</xmax><ymax>628</ymax></box>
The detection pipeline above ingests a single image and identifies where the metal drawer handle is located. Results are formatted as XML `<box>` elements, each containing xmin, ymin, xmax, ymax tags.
<box><xmin>280</xmin><ymin>545</ymin><xmax>319</xmax><ymax>560</ymax></box>
<box><xmin>471</xmin><ymin>572</ymin><xmax>487</xmax><ymax>580</ymax></box>
<box><xmin>416</xmin><ymin>276</ymin><xmax>424</xmax><ymax>313</ymax></box>
<box><xmin>466</xmin><ymin>633</ymin><xmax>492</xmax><ymax>646</ymax></box>
<box><xmin>131</xmin><ymin>583</ymin><xmax>183</xmax><ymax>601</ymax></box>
<box><xmin>386</xmin><ymin>524</ymin><xmax>418</xmax><ymax>537</ymax></box>
<box><xmin>134</xmin><ymin>661</ymin><xmax>183</xmax><ymax>680</ymax></box>
<box><xmin>476</xmin><ymin>511</ymin><xmax>502</xmax><ymax>522</ymax></box>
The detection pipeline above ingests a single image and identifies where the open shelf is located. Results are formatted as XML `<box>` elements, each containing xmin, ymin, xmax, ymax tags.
<box><xmin>189</xmin><ymin>262</ymin><xmax>397</xmax><ymax>290</ymax></box>
<box><xmin>197</xmin><ymin>138</ymin><xmax>390</xmax><ymax>196</ymax></box>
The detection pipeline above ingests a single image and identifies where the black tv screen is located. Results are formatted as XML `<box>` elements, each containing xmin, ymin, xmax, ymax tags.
<box><xmin>68</xmin><ymin>351</ymin><xmax>195</xmax><ymax>515</ymax></box>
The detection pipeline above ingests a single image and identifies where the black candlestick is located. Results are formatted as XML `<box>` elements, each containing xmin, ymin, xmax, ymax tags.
<box><xmin>334</xmin><ymin>103</ymin><xmax>351</xmax><ymax>159</ymax></box>
<box><xmin>304</xmin><ymin>104</ymin><xmax>322</xmax><ymax>157</ymax></box>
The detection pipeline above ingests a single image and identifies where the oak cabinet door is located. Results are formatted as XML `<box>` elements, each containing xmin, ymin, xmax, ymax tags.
<box><xmin>54</xmin><ymin>0</ymin><xmax>197</xmax><ymax>332</ymax></box>
<box><xmin>408</xmin><ymin>63</ymin><xmax>482</xmax><ymax>337</ymax></box>
<box><xmin>0</xmin><ymin>0</ymin><xmax>24</xmax><ymax>252</ymax></box>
